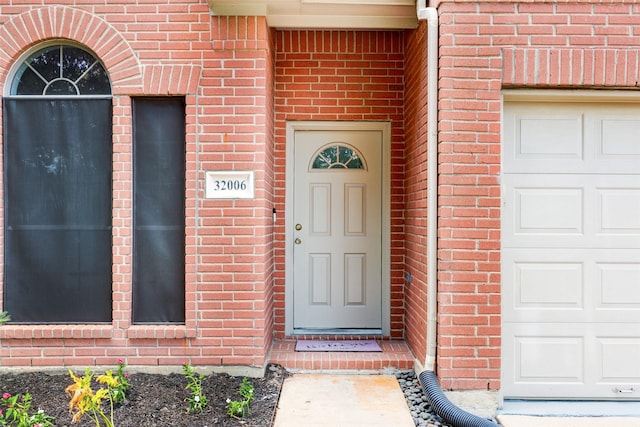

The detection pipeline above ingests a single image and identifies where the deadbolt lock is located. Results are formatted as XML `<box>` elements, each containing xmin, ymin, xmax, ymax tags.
<box><xmin>295</xmin><ymin>224</ymin><xmax>302</xmax><ymax>231</ymax></box>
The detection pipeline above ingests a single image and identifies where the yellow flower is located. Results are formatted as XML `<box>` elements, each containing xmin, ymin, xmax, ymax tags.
<box><xmin>95</xmin><ymin>388</ymin><xmax>110</xmax><ymax>401</ymax></box>
<box><xmin>97</xmin><ymin>371</ymin><xmax>119</xmax><ymax>388</ymax></box>
<box><xmin>66</xmin><ymin>369</ymin><xmax>92</xmax><ymax>413</ymax></box>
<box><xmin>66</xmin><ymin>366</ymin><xmax>117</xmax><ymax>427</ymax></box>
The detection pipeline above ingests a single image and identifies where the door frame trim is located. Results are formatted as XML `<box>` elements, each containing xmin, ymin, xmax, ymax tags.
<box><xmin>284</xmin><ymin>121</ymin><xmax>391</xmax><ymax>336</ymax></box>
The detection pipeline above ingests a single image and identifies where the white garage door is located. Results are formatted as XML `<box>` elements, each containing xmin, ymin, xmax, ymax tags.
<box><xmin>502</xmin><ymin>100</ymin><xmax>640</xmax><ymax>400</ymax></box>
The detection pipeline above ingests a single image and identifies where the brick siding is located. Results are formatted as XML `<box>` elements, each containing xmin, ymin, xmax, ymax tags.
<box><xmin>0</xmin><ymin>3</ymin><xmax>275</xmax><ymax>369</ymax></box>
<box><xmin>403</xmin><ymin>20</ymin><xmax>430</xmax><ymax>364</ymax></box>
<box><xmin>436</xmin><ymin>0</ymin><xmax>640</xmax><ymax>390</ymax></box>
<box><xmin>1</xmin><ymin>0</ymin><xmax>638</xmax><ymax>391</ymax></box>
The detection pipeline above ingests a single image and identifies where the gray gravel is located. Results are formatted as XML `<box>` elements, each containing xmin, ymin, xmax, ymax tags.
<box><xmin>396</xmin><ymin>370</ymin><xmax>454</xmax><ymax>427</ymax></box>
<box><xmin>396</xmin><ymin>371</ymin><xmax>500</xmax><ymax>427</ymax></box>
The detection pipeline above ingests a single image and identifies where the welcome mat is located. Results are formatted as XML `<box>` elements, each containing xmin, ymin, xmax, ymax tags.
<box><xmin>295</xmin><ymin>340</ymin><xmax>382</xmax><ymax>352</ymax></box>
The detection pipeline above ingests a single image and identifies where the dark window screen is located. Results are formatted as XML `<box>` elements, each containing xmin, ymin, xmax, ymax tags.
<box><xmin>3</xmin><ymin>98</ymin><xmax>112</xmax><ymax>323</ymax></box>
<box><xmin>133</xmin><ymin>98</ymin><xmax>185</xmax><ymax>323</ymax></box>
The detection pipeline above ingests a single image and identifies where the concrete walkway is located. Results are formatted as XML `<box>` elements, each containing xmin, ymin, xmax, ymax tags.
<box><xmin>273</xmin><ymin>374</ymin><xmax>414</xmax><ymax>427</ymax></box>
<box><xmin>273</xmin><ymin>373</ymin><xmax>640</xmax><ymax>427</ymax></box>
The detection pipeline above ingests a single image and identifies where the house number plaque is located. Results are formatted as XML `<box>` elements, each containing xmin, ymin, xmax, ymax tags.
<box><xmin>205</xmin><ymin>171</ymin><xmax>254</xmax><ymax>199</ymax></box>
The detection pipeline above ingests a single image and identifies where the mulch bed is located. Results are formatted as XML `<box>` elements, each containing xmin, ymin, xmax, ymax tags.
<box><xmin>0</xmin><ymin>364</ymin><xmax>287</xmax><ymax>426</ymax></box>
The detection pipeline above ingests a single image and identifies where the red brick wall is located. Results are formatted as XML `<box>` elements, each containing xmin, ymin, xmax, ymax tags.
<box><xmin>273</xmin><ymin>30</ymin><xmax>406</xmax><ymax>339</ymax></box>
<box><xmin>4</xmin><ymin>0</ymin><xmax>637</xmax><ymax>390</ymax></box>
<box><xmin>436</xmin><ymin>0</ymin><xmax>640</xmax><ymax>390</ymax></box>
<box><xmin>0</xmin><ymin>3</ymin><xmax>275</xmax><ymax>370</ymax></box>
<box><xmin>403</xmin><ymin>21</ymin><xmax>429</xmax><ymax>364</ymax></box>
<box><xmin>204</xmin><ymin>15</ymin><xmax>276</xmax><ymax>367</ymax></box>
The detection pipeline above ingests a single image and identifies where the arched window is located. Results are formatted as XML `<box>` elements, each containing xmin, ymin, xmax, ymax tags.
<box><xmin>4</xmin><ymin>44</ymin><xmax>113</xmax><ymax>323</ymax></box>
<box><xmin>11</xmin><ymin>44</ymin><xmax>110</xmax><ymax>96</ymax></box>
<box><xmin>311</xmin><ymin>143</ymin><xmax>366</xmax><ymax>170</ymax></box>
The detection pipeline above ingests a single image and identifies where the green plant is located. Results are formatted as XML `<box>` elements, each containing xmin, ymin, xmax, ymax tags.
<box><xmin>110</xmin><ymin>360</ymin><xmax>130</xmax><ymax>404</ymax></box>
<box><xmin>0</xmin><ymin>312</ymin><xmax>9</xmax><ymax>325</ymax></box>
<box><xmin>66</xmin><ymin>367</ymin><xmax>122</xmax><ymax>427</ymax></box>
<box><xmin>225</xmin><ymin>377</ymin><xmax>254</xmax><ymax>419</ymax></box>
<box><xmin>0</xmin><ymin>392</ymin><xmax>55</xmax><ymax>427</ymax></box>
<box><xmin>182</xmin><ymin>364</ymin><xmax>207</xmax><ymax>413</ymax></box>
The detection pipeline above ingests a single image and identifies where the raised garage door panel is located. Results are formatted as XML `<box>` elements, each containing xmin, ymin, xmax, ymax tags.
<box><xmin>502</xmin><ymin>101</ymin><xmax>640</xmax><ymax>400</ymax></box>
<box><xmin>503</xmin><ymin>323</ymin><xmax>640</xmax><ymax>399</ymax></box>
<box><xmin>503</xmin><ymin>249</ymin><xmax>640</xmax><ymax>324</ymax></box>
<box><xmin>503</xmin><ymin>103</ymin><xmax>640</xmax><ymax>174</ymax></box>
<box><xmin>503</xmin><ymin>174</ymin><xmax>640</xmax><ymax>249</ymax></box>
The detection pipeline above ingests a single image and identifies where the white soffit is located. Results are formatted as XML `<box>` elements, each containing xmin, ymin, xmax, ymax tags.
<box><xmin>206</xmin><ymin>0</ymin><xmax>418</xmax><ymax>29</ymax></box>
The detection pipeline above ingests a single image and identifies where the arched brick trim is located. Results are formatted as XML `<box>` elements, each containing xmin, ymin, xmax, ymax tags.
<box><xmin>0</xmin><ymin>6</ymin><xmax>142</xmax><ymax>95</ymax></box>
<box><xmin>143</xmin><ymin>64</ymin><xmax>202</xmax><ymax>95</ymax></box>
<box><xmin>503</xmin><ymin>47</ymin><xmax>640</xmax><ymax>88</ymax></box>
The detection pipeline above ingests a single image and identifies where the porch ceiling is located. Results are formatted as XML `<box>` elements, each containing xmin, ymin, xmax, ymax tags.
<box><xmin>206</xmin><ymin>0</ymin><xmax>418</xmax><ymax>29</ymax></box>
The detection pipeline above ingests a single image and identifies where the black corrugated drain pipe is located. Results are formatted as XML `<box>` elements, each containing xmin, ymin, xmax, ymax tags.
<box><xmin>419</xmin><ymin>370</ymin><xmax>498</xmax><ymax>427</ymax></box>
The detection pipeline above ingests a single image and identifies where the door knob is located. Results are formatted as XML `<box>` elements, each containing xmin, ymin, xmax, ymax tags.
<box><xmin>294</xmin><ymin>238</ymin><xmax>302</xmax><ymax>245</ymax></box>
<box><xmin>295</xmin><ymin>224</ymin><xmax>302</xmax><ymax>231</ymax></box>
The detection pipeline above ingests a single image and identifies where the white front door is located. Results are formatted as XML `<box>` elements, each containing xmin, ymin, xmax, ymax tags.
<box><xmin>502</xmin><ymin>98</ymin><xmax>640</xmax><ymax>399</ymax></box>
<box><xmin>291</xmin><ymin>128</ymin><xmax>383</xmax><ymax>331</ymax></box>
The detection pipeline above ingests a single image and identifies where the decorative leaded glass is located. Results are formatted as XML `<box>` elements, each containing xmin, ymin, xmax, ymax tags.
<box><xmin>11</xmin><ymin>45</ymin><xmax>111</xmax><ymax>96</ymax></box>
<box><xmin>312</xmin><ymin>144</ymin><xmax>365</xmax><ymax>169</ymax></box>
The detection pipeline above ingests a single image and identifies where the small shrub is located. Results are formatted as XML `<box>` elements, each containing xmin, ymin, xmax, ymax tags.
<box><xmin>226</xmin><ymin>377</ymin><xmax>254</xmax><ymax>419</ymax></box>
<box><xmin>110</xmin><ymin>360</ymin><xmax>130</xmax><ymax>404</ymax></box>
<box><xmin>66</xmin><ymin>367</ymin><xmax>123</xmax><ymax>427</ymax></box>
<box><xmin>0</xmin><ymin>392</ymin><xmax>55</xmax><ymax>427</ymax></box>
<box><xmin>182</xmin><ymin>364</ymin><xmax>207</xmax><ymax>413</ymax></box>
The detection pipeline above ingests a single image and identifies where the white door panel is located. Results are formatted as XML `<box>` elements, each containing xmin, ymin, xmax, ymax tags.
<box><xmin>503</xmin><ymin>103</ymin><xmax>640</xmax><ymax>174</ymax></box>
<box><xmin>503</xmin><ymin>322</ymin><xmax>640</xmax><ymax>399</ymax></box>
<box><xmin>503</xmin><ymin>249</ymin><xmax>640</xmax><ymax>324</ymax></box>
<box><xmin>503</xmin><ymin>174</ymin><xmax>640</xmax><ymax>249</ymax></box>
